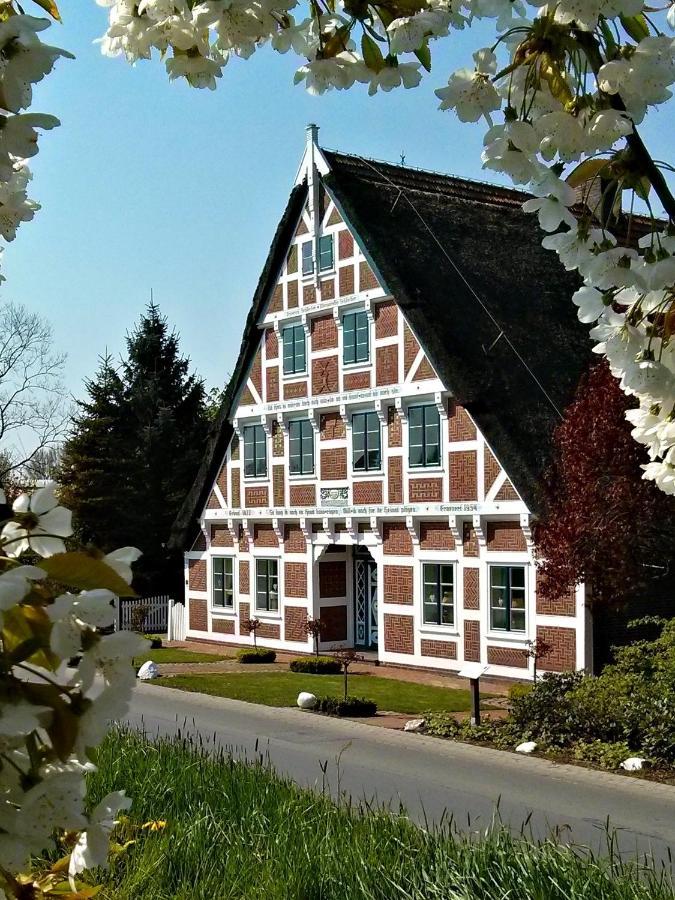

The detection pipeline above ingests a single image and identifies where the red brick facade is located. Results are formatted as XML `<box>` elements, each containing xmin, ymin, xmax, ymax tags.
<box><xmin>353</xmin><ymin>480</ymin><xmax>383</xmax><ymax>504</ymax></box>
<box><xmin>312</xmin><ymin>356</ymin><xmax>339</xmax><ymax>394</ymax></box>
<box><xmin>537</xmin><ymin>625</ymin><xmax>576</xmax><ymax>671</ymax></box>
<box><xmin>254</xmin><ymin>524</ymin><xmax>278</xmax><ymax>547</ymax></box>
<box><xmin>376</xmin><ymin>345</ymin><xmax>398</xmax><ymax>386</ymax></box>
<box><xmin>375</xmin><ymin>300</ymin><xmax>398</xmax><ymax>338</ymax></box>
<box><xmin>384</xmin><ymin>614</ymin><xmax>414</xmax><ymax>654</ymax></box>
<box><xmin>487</xmin><ymin>646</ymin><xmax>528</xmax><ymax>668</ymax></box>
<box><xmin>266</xmin><ymin>367</ymin><xmax>279</xmax><ymax>402</ymax></box>
<box><xmin>448</xmin><ymin>400</ymin><xmax>476</xmax><ymax>441</ymax></box>
<box><xmin>321</xmin><ymin>447</ymin><xmax>347</xmax><ymax>480</ymax></box>
<box><xmin>359</xmin><ymin>262</ymin><xmax>379</xmax><ymax>292</ymax></box>
<box><xmin>484</xmin><ymin>445</ymin><xmax>501</xmax><ymax>495</ymax></box>
<box><xmin>464</xmin><ymin>620</ymin><xmax>480</xmax><ymax>662</ymax></box>
<box><xmin>388</xmin><ymin>456</ymin><xmax>403</xmax><ymax>503</ymax></box>
<box><xmin>284</xmin><ymin>605</ymin><xmax>307</xmax><ymax>642</ymax></box>
<box><xmin>383</xmin><ymin>565</ymin><xmax>413</xmax><ymax>604</ymax></box>
<box><xmin>463</xmin><ymin>568</ymin><xmax>479</xmax><ymax>610</ymax></box>
<box><xmin>421</xmin><ymin>639</ymin><xmax>457</xmax><ymax>659</ymax></box>
<box><xmin>419</xmin><ymin>521</ymin><xmax>454</xmax><ymax>551</ymax></box>
<box><xmin>239</xmin><ymin>560</ymin><xmax>249</xmax><ymax>594</ymax></box>
<box><xmin>338</xmin><ymin>230</ymin><xmax>353</xmax><ymax>260</ymax></box>
<box><xmin>339</xmin><ymin>264</ymin><xmax>354</xmax><ymax>296</ymax></box>
<box><xmin>486</xmin><ymin>521</ymin><xmax>527</xmax><ymax>552</ymax></box>
<box><xmin>536</xmin><ymin>573</ymin><xmax>576</xmax><ymax>616</ymax></box>
<box><xmin>403</xmin><ymin>323</ymin><xmax>420</xmax><ymax>377</ymax></box>
<box><xmin>320</xmin><ymin>412</ymin><xmax>345</xmax><ymax>441</ymax></box>
<box><xmin>344</xmin><ymin>371</ymin><xmax>371</xmax><ymax>390</ymax></box>
<box><xmin>311</xmin><ymin>314</ymin><xmax>338</xmax><ymax>351</ymax></box>
<box><xmin>212</xmin><ymin>617</ymin><xmax>235</xmax><ymax>635</ymax></box>
<box><xmin>211</xmin><ymin>525</ymin><xmax>233</xmax><ymax>548</ymax></box>
<box><xmin>239</xmin><ymin>602</ymin><xmax>250</xmax><ymax>634</ymax></box>
<box><xmin>290</xmin><ymin>484</ymin><xmax>316</xmax><ymax>506</ymax></box>
<box><xmin>449</xmin><ymin>451</ymin><xmax>477</xmax><ymax>501</ymax></box>
<box><xmin>189</xmin><ymin>598</ymin><xmax>207</xmax><ymax>631</ymax></box>
<box><xmin>409</xmin><ymin>478</ymin><xmax>443</xmax><ymax>502</ymax></box>
<box><xmin>284</xmin><ymin>561</ymin><xmax>307</xmax><ymax>598</ymax></box>
<box><xmin>387</xmin><ymin>406</ymin><xmax>402</xmax><ymax>447</ymax></box>
<box><xmin>284</xmin><ymin>524</ymin><xmax>306</xmax><ymax>553</ymax></box>
<box><xmin>265</xmin><ymin>328</ymin><xmax>278</xmax><ymax>359</ymax></box>
<box><xmin>188</xmin><ymin>559</ymin><xmax>206</xmax><ymax>591</ymax></box>
<box><xmin>283</xmin><ymin>380</ymin><xmax>308</xmax><ymax>400</ymax></box>
<box><xmin>273</xmin><ymin>466</ymin><xmax>284</xmax><ymax>507</ymax></box>
<box><xmin>383</xmin><ymin>521</ymin><xmax>413</xmax><ymax>555</ymax></box>
<box><xmin>245</xmin><ymin>486</ymin><xmax>269</xmax><ymax>508</ymax></box>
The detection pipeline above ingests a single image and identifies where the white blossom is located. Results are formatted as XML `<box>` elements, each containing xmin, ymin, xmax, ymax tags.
<box><xmin>103</xmin><ymin>546</ymin><xmax>142</xmax><ymax>584</ymax></box>
<box><xmin>69</xmin><ymin>791</ymin><xmax>132</xmax><ymax>880</ymax></box>
<box><xmin>1</xmin><ymin>480</ymin><xmax>72</xmax><ymax>557</ymax></box>
<box><xmin>365</xmin><ymin>61</ymin><xmax>422</xmax><ymax>95</ymax></box>
<box><xmin>436</xmin><ymin>50</ymin><xmax>501</xmax><ymax>122</ymax></box>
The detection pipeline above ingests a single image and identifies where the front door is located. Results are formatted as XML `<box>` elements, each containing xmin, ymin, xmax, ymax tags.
<box><xmin>354</xmin><ymin>549</ymin><xmax>378</xmax><ymax>649</ymax></box>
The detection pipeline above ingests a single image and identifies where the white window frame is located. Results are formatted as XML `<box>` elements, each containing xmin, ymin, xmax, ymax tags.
<box><xmin>210</xmin><ymin>555</ymin><xmax>235</xmax><ymax>612</ymax></box>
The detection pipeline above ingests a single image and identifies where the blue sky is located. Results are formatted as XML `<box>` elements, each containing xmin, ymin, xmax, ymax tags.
<box><xmin>4</xmin><ymin>1</ymin><xmax>674</xmax><ymax>404</ymax></box>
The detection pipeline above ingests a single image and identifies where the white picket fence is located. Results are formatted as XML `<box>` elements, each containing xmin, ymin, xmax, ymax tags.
<box><xmin>167</xmin><ymin>598</ymin><xmax>186</xmax><ymax>641</ymax></box>
<box><xmin>118</xmin><ymin>595</ymin><xmax>170</xmax><ymax>634</ymax></box>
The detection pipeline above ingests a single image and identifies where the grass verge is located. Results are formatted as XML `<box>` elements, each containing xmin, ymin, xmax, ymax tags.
<box><xmin>89</xmin><ymin>727</ymin><xmax>674</xmax><ymax>899</ymax></box>
<box><xmin>134</xmin><ymin>647</ymin><xmax>232</xmax><ymax>665</ymax></box>
<box><xmin>153</xmin><ymin>671</ymin><xmax>480</xmax><ymax>714</ymax></box>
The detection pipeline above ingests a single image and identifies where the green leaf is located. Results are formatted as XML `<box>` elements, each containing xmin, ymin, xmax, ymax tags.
<box><xmin>632</xmin><ymin>175</ymin><xmax>651</xmax><ymax>201</ymax></box>
<box><xmin>2</xmin><ymin>605</ymin><xmax>59</xmax><ymax>671</ymax></box>
<box><xmin>620</xmin><ymin>13</ymin><xmax>649</xmax><ymax>42</ymax></box>
<box><xmin>40</xmin><ymin>552</ymin><xmax>136</xmax><ymax>597</ymax></box>
<box><xmin>30</xmin><ymin>0</ymin><xmax>61</xmax><ymax>20</ymax></box>
<box><xmin>566</xmin><ymin>158</ymin><xmax>609</xmax><ymax>188</ymax></box>
<box><xmin>414</xmin><ymin>42</ymin><xmax>431</xmax><ymax>73</ymax></box>
<box><xmin>361</xmin><ymin>33</ymin><xmax>385</xmax><ymax>72</ymax></box>
<box><xmin>322</xmin><ymin>24</ymin><xmax>350</xmax><ymax>58</ymax></box>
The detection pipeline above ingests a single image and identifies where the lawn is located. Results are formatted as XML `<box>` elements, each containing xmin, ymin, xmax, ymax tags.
<box><xmin>134</xmin><ymin>647</ymin><xmax>233</xmax><ymax>664</ymax></box>
<box><xmin>154</xmin><ymin>671</ymin><xmax>485</xmax><ymax>714</ymax></box>
<box><xmin>86</xmin><ymin>727</ymin><xmax>673</xmax><ymax>899</ymax></box>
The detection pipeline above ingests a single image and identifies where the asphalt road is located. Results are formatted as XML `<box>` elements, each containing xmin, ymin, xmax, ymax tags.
<box><xmin>126</xmin><ymin>683</ymin><xmax>675</xmax><ymax>866</ymax></box>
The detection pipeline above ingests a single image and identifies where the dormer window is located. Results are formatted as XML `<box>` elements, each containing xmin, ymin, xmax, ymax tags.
<box><xmin>282</xmin><ymin>324</ymin><xmax>306</xmax><ymax>375</ymax></box>
<box><xmin>343</xmin><ymin>310</ymin><xmax>369</xmax><ymax>365</ymax></box>
<box><xmin>408</xmin><ymin>404</ymin><xmax>441</xmax><ymax>468</ymax></box>
<box><xmin>318</xmin><ymin>234</ymin><xmax>334</xmax><ymax>271</ymax></box>
<box><xmin>243</xmin><ymin>424</ymin><xmax>267</xmax><ymax>477</ymax></box>
<box><xmin>301</xmin><ymin>241</ymin><xmax>314</xmax><ymax>276</ymax></box>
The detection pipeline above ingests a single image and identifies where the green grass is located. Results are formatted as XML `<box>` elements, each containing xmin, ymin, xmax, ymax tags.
<box><xmin>154</xmin><ymin>671</ymin><xmax>487</xmax><ymax>714</ymax></box>
<box><xmin>134</xmin><ymin>647</ymin><xmax>232</xmax><ymax>664</ymax></box>
<box><xmin>88</xmin><ymin>728</ymin><xmax>674</xmax><ymax>900</ymax></box>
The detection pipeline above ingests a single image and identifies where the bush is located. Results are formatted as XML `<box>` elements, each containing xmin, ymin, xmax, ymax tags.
<box><xmin>507</xmin><ymin>682</ymin><xmax>533</xmax><ymax>704</ymax></box>
<box><xmin>145</xmin><ymin>634</ymin><xmax>163</xmax><ymax>649</ymax></box>
<box><xmin>237</xmin><ymin>648</ymin><xmax>277</xmax><ymax>664</ymax></box>
<box><xmin>572</xmin><ymin>740</ymin><xmax>633</xmax><ymax>769</ymax></box>
<box><xmin>424</xmin><ymin>711</ymin><xmax>520</xmax><ymax>749</ymax></box>
<box><xmin>289</xmin><ymin>656</ymin><xmax>341</xmax><ymax>674</ymax></box>
<box><xmin>316</xmin><ymin>696</ymin><xmax>377</xmax><ymax>717</ymax></box>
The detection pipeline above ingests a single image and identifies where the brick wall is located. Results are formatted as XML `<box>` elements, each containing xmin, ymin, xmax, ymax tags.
<box><xmin>206</xmin><ymin>489</ymin><xmax>221</xmax><ymax>510</ymax></box>
<box><xmin>449</xmin><ymin>451</ymin><xmax>477</xmax><ymax>501</ymax></box>
<box><xmin>230</xmin><ymin>435</ymin><xmax>240</xmax><ymax>460</ymax></box>
<box><xmin>245</xmin><ymin>486</ymin><xmax>269</xmax><ymax>508</ymax></box>
<box><xmin>535</xmin><ymin>573</ymin><xmax>576</xmax><ymax>616</ymax></box>
<box><xmin>239</xmin><ymin>526</ymin><xmax>249</xmax><ymax>552</ymax></box>
<box><xmin>448</xmin><ymin>399</ymin><xmax>476</xmax><ymax>441</ymax></box>
<box><xmin>284</xmin><ymin>605</ymin><xmax>307</xmax><ymax>642</ymax></box>
<box><xmin>338</xmin><ymin>230</ymin><xmax>353</xmax><ymax>260</ymax></box>
<box><xmin>273</xmin><ymin>466</ymin><xmax>284</xmax><ymax>507</ymax></box>
<box><xmin>216</xmin><ymin>462</ymin><xmax>228</xmax><ymax>502</ymax></box>
<box><xmin>266</xmin><ymin>367</ymin><xmax>279</xmax><ymax>402</ymax></box>
<box><xmin>284</xmin><ymin>381</ymin><xmax>308</xmax><ymax>399</ymax></box>
<box><xmin>387</xmin><ymin>406</ymin><xmax>402</xmax><ymax>447</ymax></box>
<box><xmin>188</xmin><ymin>559</ymin><xmax>206</xmax><ymax>591</ymax></box>
<box><xmin>486</xmin><ymin>521</ymin><xmax>527</xmax><ymax>552</ymax></box>
<box><xmin>284</xmin><ymin>524</ymin><xmax>306</xmax><ymax>553</ymax></box>
<box><xmin>463</xmin><ymin>568</ymin><xmax>479</xmax><ymax>610</ymax></box>
<box><xmin>320</xmin><ymin>604</ymin><xmax>347</xmax><ymax>641</ymax></box>
<box><xmin>419</xmin><ymin>521</ymin><xmax>454</xmax><ymax>551</ymax></box>
<box><xmin>191</xmin><ymin>531</ymin><xmax>207</xmax><ymax>551</ymax></box>
<box><xmin>319</xmin><ymin>560</ymin><xmax>346</xmax><ymax>598</ymax></box>
<box><xmin>382</xmin><ymin>521</ymin><xmax>413</xmax><ymax>555</ymax></box>
<box><xmin>353</xmin><ymin>480</ymin><xmax>383</xmax><ymax>504</ymax></box>
<box><xmin>320</xmin><ymin>412</ymin><xmax>345</xmax><ymax>441</ymax></box>
<box><xmin>374</xmin><ymin>300</ymin><xmax>398</xmax><ymax>338</ymax></box>
<box><xmin>344</xmin><ymin>371</ymin><xmax>371</xmax><ymax>390</ymax></box>
<box><xmin>287</xmin><ymin>281</ymin><xmax>298</xmax><ymax>309</ymax></box>
<box><xmin>239</xmin><ymin>560</ymin><xmax>249</xmax><ymax>594</ymax></box>
<box><xmin>495</xmin><ymin>478</ymin><xmax>520</xmax><ymax>501</ymax></box>
<box><xmin>269</xmin><ymin>284</ymin><xmax>283</xmax><ymax>313</ymax></box>
<box><xmin>409</xmin><ymin>478</ymin><xmax>443</xmax><ymax>502</ymax></box>
<box><xmin>319</xmin><ymin>279</ymin><xmax>334</xmax><ymax>302</ymax></box>
<box><xmin>403</xmin><ymin>323</ymin><xmax>420</xmax><ymax>377</ymax></box>
<box><xmin>487</xmin><ymin>646</ymin><xmax>528</xmax><ymax>668</ymax></box>
<box><xmin>254</xmin><ymin>524</ymin><xmax>278</xmax><ymax>547</ymax></box>
<box><xmin>284</xmin><ymin>561</ymin><xmax>307</xmax><ymax>598</ymax></box>
<box><xmin>376</xmin><ymin>345</ymin><xmax>398</xmax><ymax>386</ymax></box>
<box><xmin>290</xmin><ymin>484</ymin><xmax>316</xmax><ymax>505</ymax></box>
<box><xmin>303</xmin><ymin>284</ymin><xmax>316</xmax><ymax>305</ymax></box>
<box><xmin>359</xmin><ymin>262</ymin><xmax>379</xmax><ymax>291</ymax></box>
<box><xmin>384</xmin><ymin>614</ymin><xmax>414</xmax><ymax>654</ymax></box>
<box><xmin>421</xmin><ymin>640</ymin><xmax>457</xmax><ymax>659</ymax></box>
<box><xmin>265</xmin><ymin>328</ymin><xmax>278</xmax><ymax>359</ymax></box>
<box><xmin>388</xmin><ymin>456</ymin><xmax>403</xmax><ymax>503</ymax></box>
<box><xmin>250</xmin><ymin>349</ymin><xmax>262</xmax><ymax>397</ymax></box>
<box><xmin>189</xmin><ymin>598</ymin><xmax>207</xmax><ymax>631</ymax></box>
<box><xmin>240</xmin><ymin>386</ymin><xmax>255</xmax><ymax>406</ymax></box>
<box><xmin>231</xmin><ymin>468</ymin><xmax>240</xmax><ymax>508</ymax></box>
<box><xmin>239</xmin><ymin>601</ymin><xmax>250</xmax><ymax>634</ymax></box>
<box><xmin>311</xmin><ymin>314</ymin><xmax>338</xmax><ymax>351</ymax></box>
<box><xmin>339</xmin><ymin>265</ymin><xmax>354</xmax><ymax>296</ymax></box>
<box><xmin>321</xmin><ymin>447</ymin><xmax>347</xmax><ymax>480</ymax></box>
<box><xmin>257</xmin><ymin>622</ymin><xmax>281</xmax><ymax>640</ymax></box>
<box><xmin>484</xmin><ymin>446</ymin><xmax>501</xmax><ymax>496</ymax></box>
<box><xmin>412</xmin><ymin>356</ymin><xmax>436</xmax><ymax>381</ymax></box>
<box><xmin>272</xmin><ymin>420</ymin><xmax>284</xmax><ymax>456</ymax></box>
<box><xmin>464</xmin><ymin>620</ymin><xmax>480</xmax><ymax>662</ymax></box>
<box><xmin>211</xmin><ymin>525</ymin><xmax>233</xmax><ymax>547</ymax></box>
<box><xmin>312</xmin><ymin>356</ymin><xmax>339</xmax><ymax>394</ymax></box>
<box><xmin>383</xmin><ymin>565</ymin><xmax>413</xmax><ymax>604</ymax></box>
<box><xmin>537</xmin><ymin>625</ymin><xmax>576</xmax><ymax>671</ymax></box>
<box><xmin>212</xmin><ymin>617</ymin><xmax>235</xmax><ymax>635</ymax></box>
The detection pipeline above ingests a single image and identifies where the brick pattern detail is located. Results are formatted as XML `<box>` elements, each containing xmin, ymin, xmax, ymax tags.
<box><xmin>464</xmin><ymin>620</ymin><xmax>480</xmax><ymax>662</ymax></box>
<box><xmin>284</xmin><ymin>381</ymin><xmax>308</xmax><ymax>399</ymax></box>
<box><xmin>238</xmin><ymin>526</ymin><xmax>249</xmax><ymax>552</ymax></box>
<box><xmin>320</xmin><ymin>279</ymin><xmax>335</xmax><ymax>302</ymax></box>
<box><xmin>462</xmin><ymin>523</ymin><xmax>479</xmax><ymax>557</ymax></box>
<box><xmin>338</xmin><ymin>230</ymin><xmax>354</xmax><ymax>260</ymax></box>
<box><xmin>320</xmin><ymin>605</ymin><xmax>347</xmax><ymax>641</ymax></box>
<box><xmin>231</xmin><ymin>468</ymin><xmax>240</xmax><ymax>507</ymax></box>
<box><xmin>495</xmin><ymin>479</ymin><xmax>520</xmax><ymax>501</ymax></box>
<box><xmin>216</xmin><ymin>462</ymin><xmax>228</xmax><ymax>502</ymax></box>
<box><xmin>320</xmin><ymin>412</ymin><xmax>345</xmax><ymax>440</ymax></box>
<box><xmin>211</xmin><ymin>525</ymin><xmax>233</xmax><ymax>548</ymax></box>
<box><xmin>190</xmin><ymin>531</ymin><xmax>206</xmax><ymax>551</ymax></box>
<box><xmin>284</xmin><ymin>524</ymin><xmax>306</xmax><ymax>553</ymax></box>
<box><xmin>311</xmin><ymin>314</ymin><xmax>338</xmax><ymax>351</ymax></box>
<box><xmin>387</xmin><ymin>406</ymin><xmax>402</xmax><ymax>447</ymax></box>
<box><xmin>535</xmin><ymin>573</ymin><xmax>576</xmax><ymax>616</ymax></box>
<box><xmin>303</xmin><ymin>285</ymin><xmax>316</xmax><ymax>306</ymax></box>
<box><xmin>284</xmin><ymin>605</ymin><xmax>308</xmax><ymax>642</ymax></box>
<box><xmin>383</xmin><ymin>565</ymin><xmax>413</xmax><ymax>604</ymax></box>
<box><xmin>536</xmin><ymin>626</ymin><xmax>576</xmax><ymax>671</ymax></box>
<box><xmin>287</xmin><ymin>281</ymin><xmax>298</xmax><ymax>309</ymax></box>
<box><xmin>272</xmin><ymin>420</ymin><xmax>284</xmax><ymax>456</ymax></box>
<box><xmin>212</xmin><ymin>617</ymin><xmax>235</xmax><ymax>635</ymax></box>
<box><xmin>421</xmin><ymin>640</ymin><xmax>457</xmax><ymax>659</ymax></box>
<box><xmin>312</xmin><ymin>356</ymin><xmax>339</xmax><ymax>395</ymax></box>
<box><xmin>419</xmin><ymin>521</ymin><xmax>454</xmax><ymax>551</ymax></box>
<box><xmin>383</xmin><ymin>521</ymin><xmax>413</xmax><ymax>555</ymax></box>
<box><xmin>290</xmin><ymin>484</ymin><xmax>316</xmax><ymax>505</ymax></box>
<box><xmin>449</xmin><ymin>451</ymin><xmax>477</xmax><ymax>501</ymax></box>
<box><xmin>409</xmin><ymin>478</ymin><xmax>443</xmax><ymax>502</ymax></box>
<box><xmin>239</xmin><ymin>602</ymin><xmax>250</xmax><ymax>634</ymax></box>
<box><xmin>384</xmin><ymin>614</ymin><xmax>414</xmax><ymax>654</ymax></box>
<box><xmin>245</xmin><ymin>486</ymin><xmax>268</xmax><ymax>507</ymax></box>
<box><xmin>189</xmin><ymin>598</ymin><xmax>207</xmax><ymax>631</ymax></box>
<box><xmin>487</xmin><ymin>646</ymin><xmax>528</xmax><ymax>668</ymax></box>
<box><xmin>284</xmin><ymin>561</ymin><xmax>307</xmax><ymax>598</ymax></box>
<box><xmin>463</xmin><ymin>568</ymin><xmax>479</xmax><ymax>610</ymax></box>
<box><xmin>447</xmin><ymin>399</ymin><xmax>476</xmax><ymax>441</ymax></box>
<box><xmin>269</xmin><ymin>284</ymin><xmax>283</xmax><ymax>313</ymax></box>
<box><xmin>287</xmin><ymin>245</ymin><xmax>297</xmax><ymax>274</ymax></box>
<box><xmin>344</xmin><ymin>371</ymin><xmax>371</xmax><ymax>390</ymax></box>
<box><xmin>295</xmin><ymin>216</ymin><xmax>309</xmax><ymax>236</ymax></box>
<box><xmin>321</xmin><ymin>447</ymin><xmax>347</xmax><ymax>480</ymax></box>
<box><xmin>266</xmin><ymin>366</ymin><xmax>279</xmax><ymax>402</ymax></box>
<box><xmin>239</xmin><ymin>560</ymin><xmax>250</xmax><ymax>594</ymax></box>
<box><xmin>486</xmin><ymin>521</ymin><xmax>527</xmax><ymax>552</ymax></box>
<box><xmin>319</xmin><ymin>560</ymin><xmax>346</xmax><ymax>598</ymax></box>
<box><xmin>273</xmin><ymin>465</ymin><xmax>284</xmax><ymax>507</ymax></box>
<box><xmin>206</xmin><ymin>490</ymin><xmax>221</xmax><ymax>510</ymax></box>
<box><xmin>359</xmin><ymin>262</ymin><xmax>379</xmax><ymax>292</ymax></box>
<box><xmin>484</xmin><ymin>446</ymin><xmax>501</xmax><ymax>496</ymax></box>
<box><xmin>231</xmin><ymin>435</ymin><xmax>240</xmax><ymax>460</ymax></box>
<box><xmin>250</xmin><ymin>349</ymin><xmax>262</xmax><ymax>397</ymax></box>
<box><xmin>403</xmin><ymin>324</ymin><xmax>420</xmax><ymax>377</ymax></box>
<box><xmin>257</xmin><ymin>622</ymin><xmax>281</xmax><ymax>640</ymax></box>
<box><xmin>412</xmin><ymin>356</ymin><xmax>436</xmax><ymax>381</ymax></box>
<box><xmin>240</xmin><ymin>386</ymin><xmax>255</xmax><ymax>406</ymax></box>
<box><xmin>188</xmin><ymin>558</ymin><xmax>206</xmax><ymax>591</ymax></box>
<box><xmin>327</xmin><ymin>205</ymin><xmax>342</xmax><ymax>226</ymax></box>
<box><xmin>388</xmin><ymin>456</ymin><xmax>403</xmax><ymax>503</ymax></box>
<box><xmin>254</xmin><ymin>524</ymin><xmax>278</xmax><ymax>547</ymax></box>
<box><xmin>374</xmin><ymin>300</ymin><xmax>398</xmax><ymax>338</ymax></box>
<box><xmin>339</xmin><ymin>265</ymin><xmax>354</xmax><ymax>296</ymax></box>
<box><xmin>376</xmin><ymin>345</ymin><xmax>398</xmax><ymax>386</ymax></box>
<box><xmin>353</xmin><ymin>480</ymin><xmax>383</xmax><ymax>504</ymax></box>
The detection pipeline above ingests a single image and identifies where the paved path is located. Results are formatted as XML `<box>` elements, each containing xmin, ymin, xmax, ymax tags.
<box><xmin>127</xmin><ymin>683</ymin><xmax>675</xmax><ymax>867</ymax></box>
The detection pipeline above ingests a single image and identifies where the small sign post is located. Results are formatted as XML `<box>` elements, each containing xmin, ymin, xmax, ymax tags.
<box><xmin>457</xmin><ymin>663</ymin><xmax>489</xmax><ymax>725</ymax></box>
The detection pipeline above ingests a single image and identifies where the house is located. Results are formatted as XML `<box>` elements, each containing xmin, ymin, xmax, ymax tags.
<box><xmin>173</xmin><ymin>125</ymin><xmax>596</xmax><ymax>678</ymax></box>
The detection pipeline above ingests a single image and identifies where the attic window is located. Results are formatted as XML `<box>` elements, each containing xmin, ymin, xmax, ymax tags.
<box><xmin>243</xmin><ymin>424</ymin><xmax>267</xmax><ymax>478</ymax></box>
<box><xmin>282</xmin><ymin>324</ymin><xmax>306</xmax><ymax>375</ymax></box>
<box><xmin>301</xmin><ymin>241</ymin><xmax>314</xmax><ymax>276</ymax></box>
<box><xmin>318</xmin><ymin>235</ymin><xmax>334</xmax><ymax>272</ymax></box>
<box><xmin>343</xmin><ymin>310</ymin><xmax>369</xmax><ymax>364</ymax></box>
<box><xmin>408</xmin><ymin>404</ymin><xmax>440</xmax><ymax>468</ymax></box>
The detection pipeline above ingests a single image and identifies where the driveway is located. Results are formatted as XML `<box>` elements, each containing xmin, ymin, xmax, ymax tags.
<box><xmin>126</xmin><ymin>683</ymin><xmax>675</xmax><ymax>866</ymax></box>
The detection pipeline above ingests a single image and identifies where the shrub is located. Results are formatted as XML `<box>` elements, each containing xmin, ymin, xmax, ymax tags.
<box><xmin>572</xmin><ymin>740</ymin><xmax>633</xmax><ymax>769</ymax></box>
<box><xmin>145</xmin><ymin>634</ymin><xmax>163</xmax><ymax>649</ymax></box>
<box><xmin>316</xmin><ymin>696</ymin><xmax>377</xmax><ymax>717</ymax></box>
<box><xmin>424</xmin><ymin>712</ymin><xmax>520</xmax><ymax>749</ymax></box>
<box><xmin>289</xmin><ymin>656</ymin><xmax>341</xmax><ymax>674</ymax></box>
<box><xmin>237</xmin><ymin>648</ymin><xmax>277</xmax><ymax>664</ymax></box>
<box><xmin>507</xmin><ymin>682</ymin><xmax>533</xmax><ymax>704</ymax></box>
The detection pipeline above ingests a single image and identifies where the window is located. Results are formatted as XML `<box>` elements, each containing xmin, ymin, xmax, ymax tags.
<box><xmin>256</xmin><ymin>558</ymin><xmax>279</xmax><ymax>612</ymax></box>
<box><xmin>408</xmin><ymin>404</ymin><xmax>441</xmax><ymax>467</ymax></box>
<box><xmin>490</xmin><ymin>566</ymin><xmax>526</xmax><ymax>632</ymax></box>
<box><xmin>289</xmin><ymin>419</ymin><xmax>314</xmax><ymax>475</ymax></box>
<box><xmin>422</xmin><ymin>563</ymin><xmax>454</xmax><ymax>626</ymax></box>
<box><xmin>212</xmin><ymin>557</ymin><xmax>233</xmax><ymax>609</ymax></box>
<box><xmin>301</xmin><ymin>241</ymin><xmax>313</xmax><ymax>276</ymax></box>
<box><xmin>282</xmin><ymin>324</ymin><xmax>306</xmax><ymax>375</ymax></box>
<box><xmin>352</xmin><ymin>411</ymin><xmax>381</xmax><ymax>472</ymax></box>
<box><xmin>243</xmin><ymin>424</ymin><xmax>266</xmax><ymax>477</ymax></box>
<box><xmin>343</xmin><ymin>311</ymin><xmax>369</xmax><ymax>365</ymax></box>
<box><xmin>318</xmin><ymin>234</ymin><xmax>334</xmax><ymax>271</ymax></box>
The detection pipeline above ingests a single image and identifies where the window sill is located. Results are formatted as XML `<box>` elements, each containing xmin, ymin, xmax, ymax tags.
<box><xmin>288</xmin><ymin>473</ymin><xmax>317</xmax><ymax>481</ymax></box>
<box><xmin>486</xmin><ymin>630</ymin><xmax>529</xmax><ymax>643</ymax></box>
<box><xmin>407</xmin><ymin>466</ymin><xmax>445</xmax><ymax>475</ymax></box>
<box><xmin>211</xmin><ymin>608</ymin><xmax>236</xmax><ymax>616</ymax></box>
<box><xmin>420</xmin><ymin>625</ymin><xmax>459</xmax><ymax>637</ymax></box>
<box><xmin>243</xmin><ymin>474</ymin><xmax>269</xmax><ymax>482</ymax></box>
<box><xmin>283</xmin><ymin>372</ymin><xmax>308</xmax><ymax>381</ymax></box>
<box><xmin>351</xmin><ymin>470</ymin><xmax>383</xmax><ymax>479</ymax></box>
<box><xmin>253</xmin><ymin>610</ymin><xmax>282</xmax><ymax>620</ymax></box>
